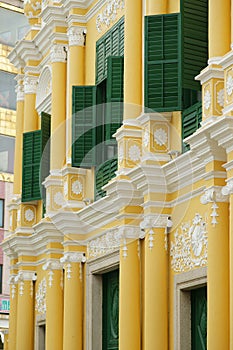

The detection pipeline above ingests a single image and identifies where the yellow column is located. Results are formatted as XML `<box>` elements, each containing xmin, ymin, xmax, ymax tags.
<box><xmin>13</xmin><ymin>82</ymin><xmax>24</xmax><ymax>195</ymax></box>
<box><xmin>43</xmin><ymin>261</ymin><xmax>63</xmax><ymax>350</ymax></box>
<box><xmin>119</xmin><ymin>239</ymin><xmax>140</xmax><ymax>350</ymax></box>
<box><xmin>15</xmin><ymin>272</ymin><xmax>35</xmax><ymax>350</ymax></box>
<box><xmin>124</xmin><ymin>0</ymin><xmax>142</xmax><ymax>119</ymax></box>
<box><xmin>23</xmin><ymin>76</ymin><xmax>39</xmax><ymax>132</ymax></box>
<box><xmin>51</xmin><ymin>45</ymin><xmax>67</xmax><ymax>170</ymax></box>
<box><xmin>144</xmin><ymin>227</ymin><xmax>168</xmax><ymax>349</ymax></box>
<box><xmin>201</xmin><ymin>187</ymin><xmax>229</xmax><ymax>348</ymax></box>
<box><xmin>3</xmin><ymin>331</ymin><xmax>9</xmax><ymax>350</ymax></box>
<box><xmin>146</xmin><ymin>0</ymin><xmax>167</xmax><ymax>15</ymax></box>
<box><xmin>8</xmin><ymin>277</ymin><xmax>17</xmax><ymax>350</ymax></box>
<box><xmin>62</xmin><ymin>252</ymin><xmax>86</xmax><ymax>350</ymax></box>
<box><xmin>209</xmin><ymin>0</ymin><xmax>231</xmax><ymax>59</ymax></box>
<box><xmin>67</xmin><ymin>26</ymin><xmax>85</xmax><ymax>164</ymax></box>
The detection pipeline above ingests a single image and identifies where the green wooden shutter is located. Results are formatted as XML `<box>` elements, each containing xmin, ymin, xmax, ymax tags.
<box><xmin>105</xmin><ymin>56</ymin><xmax>124</xmax><ymax>141</ymax></box>
<box><xmin>102</xmin><ymin>269</ymin><xmax>119</xmax><ymax>350</ymax></box>
<box><xmin>191</xmin><ymin>286</ymin><xmax>207</xmax><ymax>350</ymax></box>
<box><xmin>41</xmin><ymin>112</ymin><xmax>51</xmax><ymax>210</ymax></box>
<box><xmin>72</xmin><ymin>86</ymin><xmax>96</xmax><ymax>167</ymax></box>
<box><xmin>96</xmin><ymin>17</ymin><xmax>124</xmax><ymax>84</ymax></box>
<box><xmin>22</xmin><ymin>130</ymin><xmax>42</xmax><ymax>202</ymax></box>
<box><xmin>182</xmin><ymin>101</ymin><xmax>202</xmax><ymax>151</ymax></box>
<box><xmin>182</xmin><ymin>0</ymin><xmax>208</xmax><ymax>90</ymax></box>
<box><xmin>95</xmin><ymin>157</ymin><xmax>118</xmax><ymax>198</ymax></box>
<box><xmin>145</xmin><ymin>13</ymin><xmax>181</xmax><ymax>112</ymax></box>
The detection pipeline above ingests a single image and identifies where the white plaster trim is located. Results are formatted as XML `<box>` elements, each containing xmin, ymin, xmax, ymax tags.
<box><xmin>86</xmin><ymin>250</ymin><xmax>119</xmax><ymax>350</ymax></box>
<box><xmin>24</xmin><ymin>75</ymin><xmax>38</xmax><ymax>94</ymax></box>
<box><xmin>195</xmin><ymin>67</ymin><xmax>224</xmax><ymax>85</ymax></box>
<box><xmin>50</xmin><ymin>44</ymin><xmax>67</xmax><ymax>63</ymax></box>
<box><xmin>68</xmin><ymin>26</ymin><xmax>86</xmax><ymax>46</ymax></box>
<box><xmin>174</xmin><ymin>267</ymin><xmax>207</xmax><ymax>350</ymax></box>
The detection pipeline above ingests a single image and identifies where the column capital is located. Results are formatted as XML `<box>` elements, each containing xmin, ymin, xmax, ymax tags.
<box><xmin>60</xmin><ymin>252</ymin><xmax>86</xmax><ymax>264</ymax></box>
<box><xmin>15</xmin><ymin>271</ymin><xmax>37</xmax><ymax>282</ymax></box>
<box><xmin>50</xmin><ymin>44</ymin><xmax>67</xmax><ymax>63</ymax></box>
<box><xmin>24</xmin><ymin>75</ymin><xmax>38</xmax><ymax>94</ymax></box>
<box><xmin>16</xmin><ymin>83</ymin><xmax>24</xmax><ymax>101</ymax></box>
<box><xmin>68</xmin><ymin>26</ymin><xmax>86</xmax><ymax>47</ymax></box>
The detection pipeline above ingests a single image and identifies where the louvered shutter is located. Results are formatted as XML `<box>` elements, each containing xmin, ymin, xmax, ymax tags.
<box><xmin>22</xmin><ymin>130</ymin><xmax>42</xmax><ymax>202</ymax></box>
<box><xmin>182</xmin><ymin>101</ymin><xmax>202</xmax><ymax>151</ymax></box>
<box><xmin>95</xmin><ymin>157</ymin><xmax>118</xmax><ymax>198</ymax></box>
<box><xmin>145</xmin><ymin>13</ymin><xmax>181</xmax><ymax>112</ymax></box>
<box><xmin>96</xmin><ymin>17</ymin><xmax>124</xmax><ymax>84</ymax></box>
<box><xmin>182</xmin><ymin>0</ymin><xmax>208</xmax><ymax>90</ymax></box>
<box><xmin>106</xmin><ymin>56</ymin><xmax>124</xmax><ymax>141</ymax></box>
<box><xmin>41</xmin><ymin>112</ymin><xmax>51</xmax><ymax>208</ymax></box>
<box><xmin>72</xmin><ymin>86</ymin><xmax>96</xmax><ymax>167</ymax></box>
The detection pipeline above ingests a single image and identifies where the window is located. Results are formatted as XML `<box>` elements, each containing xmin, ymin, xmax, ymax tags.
<box><xmin>144</xmin><ymin>0</ymin><xmax>208</xmax><ymax>112</ymax></box>
<box><xmin>0</xmin><ymin>71</ymin><xmax>17</xmax><ymax>110</ymax></box>
<box><xmin>0</xmin><ymin>200</ymin><xmax>3</xmax><ymax>228</ymax></box>
<box><xmin>0</xmin><ymin>135</ymin><xmax>15</xmax><ymax>173</ymax></box>
<box><xmin>0</xmin><ymin>6</ymin><xmax>29</xmax><ymax>47</ymax></box>
<box><xmin>182</xmin><ymin>102</ymin><xmax>202</xmax><ymax>151</ymax></box>
<box><xmin>22</xmin><ymin>112</ymin><xmax>51</xmax><ymax>203</ymax></box>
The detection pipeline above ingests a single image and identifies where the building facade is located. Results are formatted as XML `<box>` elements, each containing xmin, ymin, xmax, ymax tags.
<box><xmin>2</xmin><ymin>0</ymin><xmax>233</xmax><ymax>349</ymax></box>
<box><xmin>0</xmin><ymin>1</ymin><xmax>28</xmax><ymax>348</ymax></box>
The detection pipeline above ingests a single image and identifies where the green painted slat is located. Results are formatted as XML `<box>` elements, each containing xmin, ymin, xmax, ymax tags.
<box><xmin>181</xmin><ymin>0</ymin><xmax>208</xmax><ymax>90</ymax></box>
<box><xmin>22</xmin><ymin>130</ymin><xmax>42</xmax><ymax>202</ymax></box>
<box><xmin>191</xmin><ymin>287</ymin><xmax>207</xmax><ymax>350</ymax></box>
<box><xmin>106</xmin><ymin>56</ymin><xmax>124</xmax><ymax>141</ymax></box>
<box><xmin>145</xmin><ymin>13</ymin><xmax>182</xmax><ymax>112</ymax></box>
<box><xmin>182</xmin><ymin>101</ymin><xmax>202</xmax><ymax>151</ymax></box>
<box><xmin>96</xmin><ymin>17</ymin><xmax>124</xmax><ymax>84</ymax></box>
<box><xmin>95</xmin><ymin>157</ymin><xmax>117</xmax><ymax>198</ymax></box>
<box><xmin>72</xmin><ymin>86</ymin><xmax>96</xmax><ymax>167</ymax></box>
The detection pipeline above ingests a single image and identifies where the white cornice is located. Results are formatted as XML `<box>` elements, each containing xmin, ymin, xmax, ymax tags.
<box><xmin>219</xmin><ymin>50</ymin><xmax>233</xmax><ymax>69</ymax></box>
<box><xmin>195</xmin><ymin>66</ymin><xmax>224</xmax><ymax>85</ymax></box>
<box><xmin>138</xmin><ymin>112</ymin><xmax>172</xmax><ymax>125</ymax></box>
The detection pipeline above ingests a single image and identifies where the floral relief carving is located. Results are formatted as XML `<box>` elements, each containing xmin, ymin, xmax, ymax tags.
<box><xmin>204</xmin><ymin>90</ymin><xmax>211</xmax><ymax>110</ymax></box>
<box><xmin>24</xmin><ymin>208</ymin><xmax>35</xmax><ymax>222</ymax></box>
<box><xmin>87</xmin><ymin>229</ymin><xmax>123</xmax><ymax>258</ymax></box>
<box><xmin>35</xmin><ymin>278</ymin><xmax>46</xmax><ymax>314</ymax></box>
<box><xmin>154</xmin><ymin>128</ymin><xmax>168</xmax><ymax>147</ymax></box>
<box><xmin>227</xmin><ymin>75</ymin><xmax>233</xmax><ymax>96</ymax></box>
<box><xmin>128</xmin><ymin>144</ymin><xmax>141</xmax><ymax>162</ymax></box>
<box><xmin>143</xmin><ymin>130</ymin><xmax>149</xmax><ymax>147</ymax></box>
<box><xmin>72</xmin><ymin>180</ymin><xmax>83</xmax><ymax>195</ymax></box>
<box><xmin>217</xmin><ymin>88</ymin><xmax>224</xmax><ymax>107</ymax></box>
<box><xmin>96</xmin><ymin>0</ymin><xmax>125</xmax><ymax>33</ymax></box>
<box><xmin>54</xmin><ymin>191</ymin><xmax>64</xmax><ymax>207</ymax></box>
<box><xmin>170</xmin><ymin>214</ymin><xmax>208</xmax><ymax>273</ymax></box>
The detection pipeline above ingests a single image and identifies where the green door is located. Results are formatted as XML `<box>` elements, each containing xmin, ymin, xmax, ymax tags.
<box><xmin>102</xmin><ymin>269</ymin><xmax>119</xmax><ymax>350</ymax></box>
<box><xmin>191</xmin><ymin>286</ymin><xmax>207</xmax><ymax>350</ymax></box>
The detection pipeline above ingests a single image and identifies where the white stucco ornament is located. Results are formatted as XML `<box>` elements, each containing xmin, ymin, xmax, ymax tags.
<box><xmin>128</xmin><ymin>145</ymin><xmax>141</xmax><ymax>162</ymax></box>
<box><xmin>54</xmin><ymin>191</ymin><xmax>64</xmax><ymax>206</ymax></box>
<box><xmin>170</xmin><ymin>214</ymin><xmax>208</xmax><ymax>272</ymax></box>
<box><xmin>154</xmin><ymin>128</ymin><xmax>168</xmax><ymax>146</ymax></box>
<box><xmin>118</xmin><ymin>145</ymin><xmax>124</xmax><ymax>163</ymax></box>
<box><xmin>227</xmin><ymin>75</ymin><xmax>233</xmax><ymax>96</ymax></box>
<box><xmin>143</xmin><ymin>130</ymin><xmax>149</xmax><ymax>147</ymax></box>
<box><xmin>96</xmin><ymin>0</ymin><xmax>125</xmax><ymax>33</ymax></box>
<box><xmin>35</xmin><ymin>278</ymin><xmax>46</xmax><ymax>314</ymax></box>
<box><xmin>217</xmin><ymin>88</ymin><xmax>224</xmax><ymax>107</ymax></box>
<box><xmin>204</xmin><ymin>90</ymin><xmax>211</xmax><ymax>110</ymax></box>
<box><xmin>25</xmin><ymin>208</ymin><xmax>34</xmax><ymax>222</ymax></box>
<box><xmin>63</xmin><ymin>181</ymin><xmax>68</xmax><ymax>196</ymax></box>
<box><xmin>72</xmin><ymin>180</ymin><xmax>83</xmax><ymax>195</ymax></box>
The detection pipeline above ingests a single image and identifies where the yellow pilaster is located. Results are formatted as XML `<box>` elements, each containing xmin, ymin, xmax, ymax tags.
<box><xmin>146</xmin><ymin>0</ymin><xmax>167</xmax><ymax>15</ymax></box>
<box><xmin>209</xmin><ymin>0</ymin><xmax>231</xmax><ymax>59</ymax></box>
<box><xmin>23</xmin><ymin>76</ymin><xmax>39</xmax><ymax>132</ymax></box>
<box><xmin>201</xmin><ymin>186</ymin><xmax>229</xmax><ymax>349</ymax></box>
<box><xmin>51</xmin><ymin>45</ymin><xmax>67</xmax><ymax>170</ymax></box>
<box><xmin>119</xmin><ymin>239</ymin><xmax>140</xmax><ymax>350</ymax></box>
<box><xmin>144</xmin><ymin>228</ymin><xmax>168</xmax><ymax>349</ymax></box>
<box><xmin>16</xmin><ymin>272</ymin><xmax>35</xmax><ymax>350</ymax></box>
<box><xmin>44</xmin><ymin>262</ymin><xmax>63</xmax><ymax>350</ymax></box>
<box><xmin>8</xmin><ymin>279</ymin><xmax>17</xmax><ymax>350</ymax></box>
<box><xmin>124</xmin><ymin>0</ymin><xmax>142</xmax><ymax>119</ymax></box>
<box><xmin>67</xmin><ymin>26</ymin><xmax>85</xmax><ymax>164</ymax></box>
<box><xmin>62</xmin><ymin>252</ymin><xmax>86</xmax><ymax>350</ymax></box>
<box><xmin>13</xmin><ymin>82</ymin><xmax>24</xmax><ymax>195</ymax></box>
